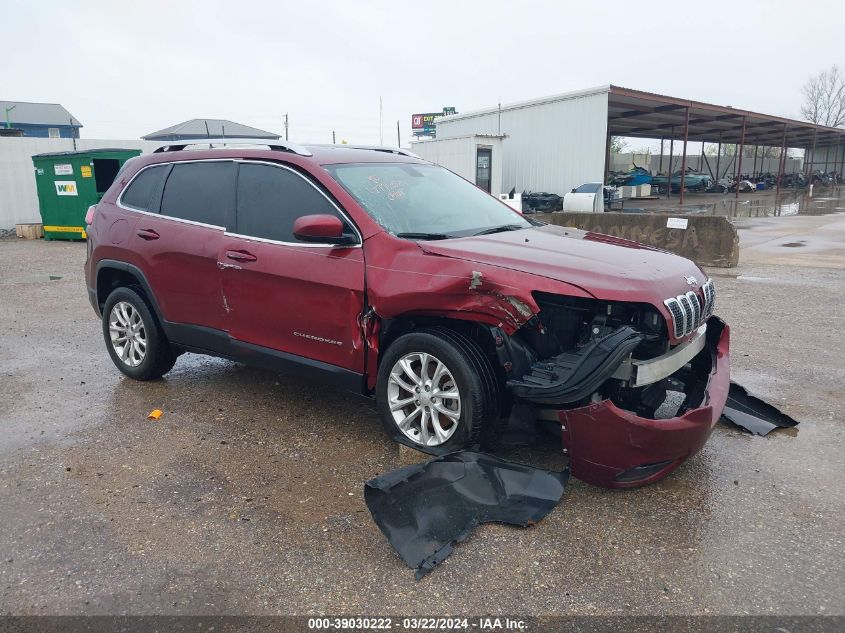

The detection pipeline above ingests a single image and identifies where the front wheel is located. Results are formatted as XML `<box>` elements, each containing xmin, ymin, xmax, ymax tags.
<box><xmin>376</xmin><ymin>328</ymin><xmax>501</xmax><ymax>454</ymax></box>
<box><xmin>102</xmin><ymin>287</ymin><xmax>176</xmax><ymax>380</ymax></box>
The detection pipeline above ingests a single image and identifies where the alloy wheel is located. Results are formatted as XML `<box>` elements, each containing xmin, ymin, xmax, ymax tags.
<box><xmin>108</xmin><ymin>301</ymin><xmax>147</xmax><ymax>367</ymax></box>
<box><xmin>387</xmin><ymin>351</ymin><xmax>461</xmax><ymax>446</ymax></box>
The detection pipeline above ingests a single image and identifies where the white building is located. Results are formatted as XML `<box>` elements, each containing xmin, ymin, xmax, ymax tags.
<box><xmin>410</xmin><ymin>134</ymin><xmax>505</xmax><ymax>196</ymax></box>
<box><xmin>414</xmin><ymin>85</ymin><xmax>845</xmax><ymax>201</ymax></box>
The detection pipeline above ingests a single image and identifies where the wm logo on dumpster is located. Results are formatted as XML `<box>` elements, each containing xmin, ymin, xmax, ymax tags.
<box><xmin>54</xmin><ymin>181</ymin><xmax>78</xmax><ymax>196</ymax></box>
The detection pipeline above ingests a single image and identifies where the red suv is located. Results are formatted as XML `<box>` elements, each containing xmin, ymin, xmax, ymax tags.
<box><xmin>84</xmin><ymin>139</ymin><xmax>730</xmax><ymax>488</ymax></box>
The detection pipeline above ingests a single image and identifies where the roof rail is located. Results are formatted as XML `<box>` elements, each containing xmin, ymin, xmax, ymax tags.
<box><xmin>310</xmin><ymin>144</ymin><xmax>421</xmax><ymax>159</ymax></box>
<box><xmin>153</xmin><ymin>138</ymin><xmax>313</xmax><ymax>157</ymax></box>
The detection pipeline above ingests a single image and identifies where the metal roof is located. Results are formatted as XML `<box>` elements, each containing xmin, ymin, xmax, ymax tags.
<box><xmin>435</xmin><ymin>85</ymin><xmax>845</xmax><ymax>149</ymax></box>
<box><xmin>607</xmin><ymin>85</ymin><xmax>845</xmax><ymax>148</ymax></box>
<box><xmin>435</xmin><ymin>85</ymin><xmax>611</xmax><ymax>124</ymax></box>
<box><xmin>0</xmin><ymin>101</ymin><xmax>81</xmax><ymax>127</ymax></box>
<box><xmin>142</xmin><ymin>119</ymin><xmax>280</xmax><ymax>141</ymax></box>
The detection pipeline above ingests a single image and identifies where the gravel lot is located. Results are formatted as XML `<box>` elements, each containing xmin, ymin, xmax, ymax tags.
<box><xmin>1</xmin><ymin>211</ymin><xmax>843</xmax><ymax>616</ymax></box>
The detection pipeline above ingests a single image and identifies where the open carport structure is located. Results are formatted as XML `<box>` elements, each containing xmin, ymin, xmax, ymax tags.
<box><xmin>432</xmin><ymin>85</ymin><xmax>845</xmax><ymax>202</ymax></box>
<box><xmin>607</xmin><ymin>86</ymin><xmax>845</xmax><ymax>202</ymax></box>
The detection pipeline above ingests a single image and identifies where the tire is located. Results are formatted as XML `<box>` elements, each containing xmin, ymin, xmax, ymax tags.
<box><xmin>101</xmin><ymin>286</ymin><xmax>176</xmax><ymax>380</ymax></box>
<box><xmin>376</xmin><ymin>327</ymin><xmax>501</xmax><ymax>455</ymax></box>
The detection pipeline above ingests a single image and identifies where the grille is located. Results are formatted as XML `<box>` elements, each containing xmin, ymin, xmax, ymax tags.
<box><xmin>702</xmin><ymin>279</ymin><xmax>716</xmax><ymax>319</ymax></box>
<box><xmin>664</xmin><ymin>279</ymin><xmax>716</xmax><ymax>338</ymax></box>
<box><xmin>686</xmin><ymin>291</ymin><xmax>701</xmax><ymax>325</ymax></box>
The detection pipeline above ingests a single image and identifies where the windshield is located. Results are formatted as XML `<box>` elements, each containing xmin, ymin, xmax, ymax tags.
<box><xmin>324</xmin><ymin>163</ymin><xmax>531</xmax><ymax>238</ymax></box>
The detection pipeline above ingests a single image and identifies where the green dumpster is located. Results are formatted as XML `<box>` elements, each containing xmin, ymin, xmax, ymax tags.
<box><xmin>32</xmin><ymin>148</ymin><xmax>141</xmax><ymax>240</ymax></box>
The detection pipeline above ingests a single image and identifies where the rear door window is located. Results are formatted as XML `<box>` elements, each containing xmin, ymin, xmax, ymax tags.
<box><xmin>235</xmin><ymin>163</ymin><xmax>343</xmax><ymax>242</ymax></box>
<box><xmin>160</xmin><ymin>161</ymin><xmax>236</xmax><ymax>229</ymax></box>
<box><xmin>121</xmin><ymin>164</ymin><xmax>169</xmax><ymax>212</ymax></box>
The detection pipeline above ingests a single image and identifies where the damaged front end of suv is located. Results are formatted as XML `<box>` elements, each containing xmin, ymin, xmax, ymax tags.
<box><xmin>498</xmin><ymin>284</ymin><xmax>729</xmax><ymax>488</ymax></box>
<box><xmin>381</xmin><ymin>224</ymin><xmax>731</xmax><ymax>489</ymax></box>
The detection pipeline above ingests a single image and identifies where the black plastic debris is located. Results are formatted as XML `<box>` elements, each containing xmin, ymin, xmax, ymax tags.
<box><xmin>721</xmin><ymin>382</ymin><xmax>799</xmax><ymax>436</ymax></box>
<box><xmin>365</xmin><ymin>451</ymin><xmax>568</xmax><ymax>579</ymax></box>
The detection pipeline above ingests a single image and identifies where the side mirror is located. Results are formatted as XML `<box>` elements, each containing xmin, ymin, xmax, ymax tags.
<box><xmin>292</xmin><ymin>214</ymin><xmax>353</xmax><ymax>245</ymax></box>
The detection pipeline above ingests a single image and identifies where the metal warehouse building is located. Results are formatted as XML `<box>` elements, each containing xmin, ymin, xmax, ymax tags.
<box><xmin>427</xmin><ymin>85</ymin><xmax>845</xmax><ymax>200</ymax></box>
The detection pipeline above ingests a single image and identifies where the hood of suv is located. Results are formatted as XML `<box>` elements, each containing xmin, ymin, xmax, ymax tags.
<box><xmin>418</xmin><ymin>224</ymin><xmax>706</xmax><ymax>307</ymax></box>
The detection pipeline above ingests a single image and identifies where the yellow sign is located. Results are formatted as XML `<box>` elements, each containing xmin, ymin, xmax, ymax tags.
<box><xmin>43</xmin><ymin>225</ymin><xmax>85</xmax><ymax>233</ymax></box>
<box><xmin>80</xmin><ymin>165</ymin><xmax>92</xmax><ymax>178</ymax></box>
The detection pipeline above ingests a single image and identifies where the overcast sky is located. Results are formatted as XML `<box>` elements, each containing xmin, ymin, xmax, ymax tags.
<box><xmin>3</xmin><ymin>0</ymin><xmax>843</xmax><ymax>147</ymax></box>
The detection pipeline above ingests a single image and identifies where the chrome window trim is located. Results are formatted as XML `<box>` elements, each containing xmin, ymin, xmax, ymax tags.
<box><xmin>116</xmin><ymin>162</ymin><xmax>172</xmax><ymax>214</ymax></box>
<box><xmin>116</xmin><ymin>158</ymin><xmax>362</xmax><ymax>248</ymax></box>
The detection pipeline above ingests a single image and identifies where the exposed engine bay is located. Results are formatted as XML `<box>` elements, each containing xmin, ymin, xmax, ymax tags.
<box><xmin>496</xmin><ymin>292</ymin><xmax>716</xmax><ymax>420</ymax></box>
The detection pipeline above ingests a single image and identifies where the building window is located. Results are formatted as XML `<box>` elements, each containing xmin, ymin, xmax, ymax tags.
<box><xmin>48</xmin><ymin>128</ymin><xmax>60</xmax><ymax>138</ymax></box>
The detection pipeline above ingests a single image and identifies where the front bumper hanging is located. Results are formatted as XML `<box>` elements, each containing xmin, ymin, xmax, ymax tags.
<box><xmin>562</xmin><ymin>317</ymin><xmax>729</xmax><ymax>488</ymax></box>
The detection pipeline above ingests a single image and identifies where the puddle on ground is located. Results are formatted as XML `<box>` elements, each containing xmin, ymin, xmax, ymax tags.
<box><xmin>0</xmin><ymin>274</ymin><xmax>63</xmax><ymax>285</ymax></box>
<box><xmin>634</xmin><ymin>187</ymin><xmax>845</xmax><ymax>218</ymax></box>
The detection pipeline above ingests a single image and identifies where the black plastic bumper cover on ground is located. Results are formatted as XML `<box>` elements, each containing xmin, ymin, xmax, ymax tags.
<box><xmin>721</xmin><ymin>382</ymin><xmax>799</xmax><ymax>435</ymax></box>
<box><xmin>364</xmin><ymin>451</ymin><xmax>569</xmax><ymax>579</ymax></box>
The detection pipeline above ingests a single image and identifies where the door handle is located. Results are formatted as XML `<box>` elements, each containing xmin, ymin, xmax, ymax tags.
<box><xmin>137</xmin><ymin>228</ymin><xmax>160</xmax><ymax>240</ymax></box>
<box><xmin>226</xmin><ymin>250</ymin><xmax>257</xmax><ymax>262</ymax></box>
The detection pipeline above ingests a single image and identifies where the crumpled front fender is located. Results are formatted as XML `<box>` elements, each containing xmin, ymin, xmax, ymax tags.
<box><xmin>558</xmin><ymin>317</ymin><xmax>730</xmax><ymax>488</ymax></box>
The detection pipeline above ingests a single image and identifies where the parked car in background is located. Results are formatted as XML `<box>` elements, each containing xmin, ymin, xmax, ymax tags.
<box><xmin>651</xmin><ymin>169</ymin><xmax>712</xmax><ymax>193</ymax></box>
<box><xmin>563</xmin><ymin>182</ymin><xmax>605</xmax><ymax>212</ymax></box>
<box><xmin>84</xmin><ymin>139</ymin><xmax>729</xmax><ymax>488</ymax></box>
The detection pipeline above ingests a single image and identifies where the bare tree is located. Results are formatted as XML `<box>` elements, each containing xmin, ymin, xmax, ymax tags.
<box><xmin>800</xmin><ymin>65</ymin><xmax>845</xmax><ymax>128</ymax></box>
<box><xmin>609</xmin><ymin>136</ymin><xmax>628</xmax><ymax>153</ymax></box>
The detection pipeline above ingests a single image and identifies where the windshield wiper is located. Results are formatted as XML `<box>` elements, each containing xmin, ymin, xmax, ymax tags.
<box><xmin>473</xmin><ymin>224</ymin><xmax>526</xmax><ymax>236</ymax></box>
<box><xmin>396</xmin><ymin>232</ymin><xmax>453</xmax><ymax>240</ymax></box>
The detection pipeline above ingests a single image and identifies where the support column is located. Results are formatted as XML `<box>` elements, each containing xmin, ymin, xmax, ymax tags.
<box><xmin>604</xmin><ymin>129</ymin><xmax>611</xmax><ymax>186</ymax></box>
<box><xmin>735</xmin><ymin>117</ymin><xmax>747</xmax><ymax>199</ymax></box>
<box><xmin>776</xmin><ymin>124</ymin><xmax>787</xmax><ymax>196</ymax></box>
<box><xmin>715</xmin><ymin>133</ymin><xmax>722</xmax><ymax>182</ymax></box>
<box><xmin>679</xmin><ymin>108</ymin><xmax>690</xmax><ymax>205</ymax></box>
<box><xmin>659</xmin><ymin>138</ymin><xmax>664</xmax><ymax>172</ymax></box>
<box><xmin>752</xmin><ymin>142</ymin><xmax>759</xmax><ymax>179</ymax></box>
<box><xmin>667</xmin><ymin>127</ymin><xmax>675</xmax><ymax>198</ymax></box>
<box><xmin>840</xmin><ymin>144</ymin><xmax>844</xmax><ymax>184</ymax></box>
<box><xmin>808</xmin><ymin>129</ymin><xmax>817</xmax><ymax>184</ymax></box>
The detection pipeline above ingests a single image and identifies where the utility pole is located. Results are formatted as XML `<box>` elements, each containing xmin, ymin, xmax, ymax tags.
<box><xmin>332</xmin><ymin>130</ymin><xmax>336</xmax><ymax>145</ymax></box>
<box><xmin>497</xmin><ymin>99</ymin><xmax>501</xmax><ymax>134</ymax></box>
<box><xmin>71</xmin><ymin>117</ymin><xmax>77</xmax><ymax>150</ymax></box>
<box><xmin>396</xmin><ymin>120</ymin><xmax>400</xmax><ymax>148</ymax></box>
<box><xmin>379</xmin><ymin>97</ymin><xmax>383</xmax><ymax>146</ymax></box>
<box><xmin>284</xmin><ymin>113</ymin><xmax>289</xmax><ymax>141</ymax></box>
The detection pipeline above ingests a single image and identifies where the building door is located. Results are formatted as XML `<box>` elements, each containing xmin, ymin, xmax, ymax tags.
<box><xmin>476</xmin><ymin>146</ymin><xmax>492</xmax><ymax>193</ymax></box>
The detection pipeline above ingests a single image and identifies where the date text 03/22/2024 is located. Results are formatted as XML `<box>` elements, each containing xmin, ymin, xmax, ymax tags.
<box><xmin>307</xmin><ymin>617</ymin><xmax>527</xmax><ymax>630</ymax></box>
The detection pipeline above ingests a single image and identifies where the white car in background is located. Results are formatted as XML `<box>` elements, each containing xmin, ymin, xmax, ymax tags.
<box><xmin>563</xmin><ymin>182</ymin><xmax>616</xmax><ymax>213</ymax></box>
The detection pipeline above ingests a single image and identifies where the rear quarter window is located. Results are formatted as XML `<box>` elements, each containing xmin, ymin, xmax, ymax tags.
<box><xmin>121</xmin><ymin>164</ymin><xmax>169</xmax><ymax>211</ymax></box>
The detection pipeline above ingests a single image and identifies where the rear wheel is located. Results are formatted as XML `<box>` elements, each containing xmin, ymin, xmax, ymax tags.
<box><xmin>376</xmin><ymin>327</ymin><xmax>500</xmax><ymax>454</ymax></box>
<box><xmin>102</xmin><ymin>287</ymin><xmax>176</xmax><ymax>380</ymax></box>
